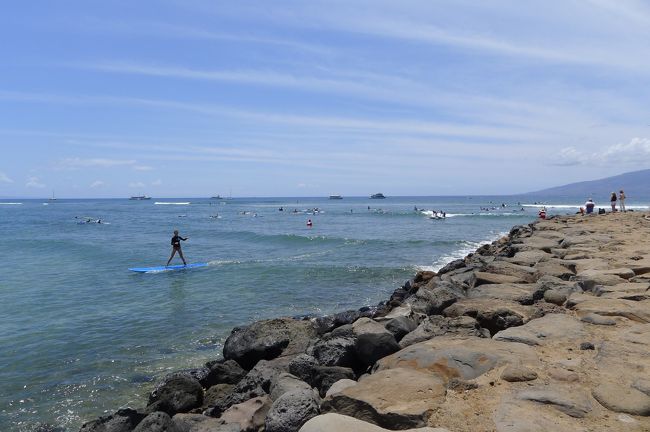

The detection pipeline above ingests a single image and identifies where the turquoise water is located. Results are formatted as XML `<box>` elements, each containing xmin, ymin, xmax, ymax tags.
<box><xmin>0</xmin><ymin>195</ymin><xmax>642</xmax><ymax>431</ymax></box>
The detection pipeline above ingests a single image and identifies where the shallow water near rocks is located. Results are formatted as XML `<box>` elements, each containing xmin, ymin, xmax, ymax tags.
<box><xmin>0</xmin><ymin>195</ymin><xmax>642</xmax><ymax>431</ymax></box>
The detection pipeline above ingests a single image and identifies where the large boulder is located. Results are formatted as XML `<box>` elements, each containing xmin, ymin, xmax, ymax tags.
<box><xmin>573</xmin><ymin>298</ymin><xmax>650</xmax><ymax>323</ymax></box>
<box><xmin>171</xmin><ymin>413</ymin><xmax>240</xmax><ymax>432</ymax></box>
<box><xmin>204</xmin><ymin>360</ymin><xmax>247</xmax><ymax>387</ymax></box>
<box><xmin>467</xmin><ymin>283</ymin><xmax>542</xmax><ymax>305</ymax></box>
<box><xmin>219</xmin><ymin>395</ymin><xmax>272</xmax><ymax>431</ymax></box>
<box><xmin>79</xmin><ymin>409</ymin><xmax>147</xmax><ymax>432</ymax></box>
<box><xmin>299</xmin><ymin>413</ymin><xmax>451</xmax><ymax>432</ymax></box>
<box><xmin>132</xmin><ymin>412</ymin><xmax>180</xmax><ymax>432</ymax></box>
<box><xmin>399</xmin><ymin>316</ymin><xmax>485</xmax><ymax>348</ymax></box>
<box><xmin>592</xmin><ymin>382</ymin><xmax>650</xmax><ymax>416</ymax></box>
<box><xmin>269</xmin><ymin>373</ymin><xmax>312</xmax><ymax>400</ymax></box>
<box><xmin>481</xmin><ymin>261</ymin><xmax>539</xmax><ymax>283</ymax></box>
<box><xmin>384</xmin><ymin>316</ymin><xmax>418</xmax><ymax>342</ymax></box>
<box><xmin>442</xmin><ymin>299</ymin><xmax>535</xmax><ymax>335</ymax></box>
<box><xmin>310</xmin><ymin>337</ymin><xmax>357</xmax><ymax>368</ymax></box>
<box><xmin>374</xmin><ymin>336</ymin><xmax>539</xmax><ymax>383</ymax></box>
<box><xmin>321</xmin><ymin>368</ymin><xmax>446</xmax><ymax>429</ymax></box>
<box><xmin>351</xmin><ymin>318</ymin><xmax>400</xmax><ymax>368</ymax></box>
<box><xmin>404</xmin><ymin>281</ymin><xmax>463</xmax><ymax>315</ymax></box>
<box><xmin>147</xmin><ymin>376</ymin><xmax>204</xmax><ymax>416</ymax></box>
<box><xmin>493</xmin><ymin>314</ymin><xmax>585</xmax><ymax>346</ymax></box>
<box><xmin>265</xmin><ymin>389</ymin><xmax>320</xmax><ymax>432</ymax></box>
<box><xmin>223</xmin><ymin>318</ymin><xmax>317</xmax><ymax>370</ymax></box>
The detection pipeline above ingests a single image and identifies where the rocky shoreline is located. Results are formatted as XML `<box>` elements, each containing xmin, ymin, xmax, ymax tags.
<box><xmin>80</xmin><ymin>212</ymin><xmax>650</xmax><ymax>431</ymax></box>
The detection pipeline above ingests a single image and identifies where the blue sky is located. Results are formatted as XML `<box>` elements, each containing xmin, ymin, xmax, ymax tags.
<box><xmin>1</xmin><ymin>0</ymin><xmax>650</xmax><ymax>198</ymax></box>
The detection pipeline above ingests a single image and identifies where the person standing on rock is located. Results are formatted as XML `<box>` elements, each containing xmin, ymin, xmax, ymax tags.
<box><xmin>610</xmin><ymin>192</ymin><xmax>617</xmax><ymax>212</ymax></box>
<box><xmin>619</xmin><ymin>190</ymin><xmax>626</xmax><ymax>212</ymax></box>
<box><xmin>166</xmin><ymin>230</ymin><xmax>188</xmax><ymax>266</ymax></box>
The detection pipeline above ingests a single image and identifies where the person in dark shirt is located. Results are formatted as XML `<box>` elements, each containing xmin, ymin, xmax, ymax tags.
<box><xmin>166</xmin><ymin>230</ymin><xmax>188</xmax><ymax>266</ymax></box>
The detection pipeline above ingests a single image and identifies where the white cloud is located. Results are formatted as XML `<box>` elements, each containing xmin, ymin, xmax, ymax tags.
<box><xmin>26</xmin><ymin>176</ymin><xmax>45</xmax><ymax>188</ymax></box>
<box><xmin>151</xmin><ymin>179</ymin><xmax>163</xmax><ymax>186</ymax></box>
<box><xmin>0</xmin><ymin>171</ymin><xmax>13</xmax><ymax>183</ymax></box>
<box><xmin>133</xmin><ymin>165</ymin><xmax>153</xmax><ymax>171</ymax></box>
<box><xmin>551</xmin><ymin>138</ymin><xmax>650</xmax><ymax>166</ymax></box>
<box><xmin>90</xmin><ymin>180</ymin><xmax>105</xmax><ymax>188</ymax></box>
<box><xmin>58</xmin><ymin>157</ymin><xmax>137</xmax><ymax>169</ymax></box>
<box><xmin>129</xmin><ymin>181</ymin><xmax>146</xmax><ymax>188</ymax></box>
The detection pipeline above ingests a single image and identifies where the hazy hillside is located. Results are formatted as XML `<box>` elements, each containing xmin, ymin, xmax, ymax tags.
<box><xmin>527</xmin><ymin>169</ymin><xmax>650</xmax><ymax>197</ymax></box>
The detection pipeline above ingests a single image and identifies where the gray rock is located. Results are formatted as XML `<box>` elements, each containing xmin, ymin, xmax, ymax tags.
<box><xmin>204</xmin><ymin>360</ymin><xmax>247</xmax><ymax>387</ymax></box>
<box><xmin>543</xmin><ymin>289</ymin><xmax>568</xmax><ymax>305</ymax></box>
<box><xmin>202</xmin><ymin>384</ymin><xmax>234</xmax><ymax>410</ymax></box>
<box><xmin>384</xmin><ymin>316</ymin><xmax>418</xmax><ymax>341</ymax></box>
<box><xmin>270</xmin><ymin>373</ymin><xmax>312</xmax><ymax>400</ymax></box>
<box><xmin>321</xmin><ymin>368</ymin><xmax>446</xmax><ymax>429</ymax></box>
<box><xmin>443</xmin><ymin>299</ymin><xmax>534</xmax><ymax>335</ymax></box>
<box><xmin>399</xmin><ymin>315</ymin><xmax>485</xmax><ymax>348</ymax></box>
<box><xmin>223</xmin><ymin>318</ymin><xmax>317</xmax><ymax>370</ymax></box>
<box><xmin>501</xmin><ymin>365</ymin><xmax>538</xmax><ymax>382</ymax></box>
<box><xmin>133</xmin><ymin>412</ymin><xmax>180</xmax><ymax>432</ymax></box>
<box><xmin>147</xmin><ymin>376</ymin><xmax>204</xmax><ymax>416</ymax></box>
<box><xmin>172</xmin><ymin>414</ymin><xmax>240</xmax><ymax>432</ymax></box>
<box><xmin>354</xmin><ymin>331</ymin><xmax>400</xmax><ymax>369</ymax></box>
<box><xmin>288</xmin><ymin>354</ymin><xmax>318</xmax><ymax>383</ymax></box>
<box><xmin>579</xmin><ymin>342</ymin><xmax>595</xmax><ymax>350</ymax></box>
<box><xmin>633</xmin><ymin>379</ymin><xmax>650</xmax><ymax>397</ymax></box>
<box><xmin>265</xmin><ymin>389</ymin><xmax>320</xmax><ymax>432</ymax></box>
<box><xmin>517</xmin><ymin>388</ymin><xmax>592</xmax><ymax>418</ymax></box>
<box><xmin>592</xmin><ymin>382</ymin><xmax>650</xmax><ymax>416</ymax></box>
<box><xmin>310</xmin><ymin>365</ymin><xmax>355</xmax><ymax>397</ymax></box>
<box><xmin>310</xmin><ymin>337</ymin><xmax>357</xmax><ymax>368</ymax></box>
<box><xmin>404</xmin><ymin>281</ymin><xmax>463</xmax><ymax>315</ymax></box>
<box><xmin>79</xmin><ymin>409</ymin><xmax>147</xmax><ymax>432</ymax></box>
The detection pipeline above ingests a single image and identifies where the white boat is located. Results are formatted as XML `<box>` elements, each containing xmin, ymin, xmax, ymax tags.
<box><xmin>370</xmin><ymin>193</ymin><xmax>386</xmax><ymax>199</ymax></box>
<box><xmin>329</xmin><ymin>195</ymin><xmax>343</xmax><ymax>199</ymax></box>
<box><xmin>129</xmin><ymin>195</ymin><xmax>151</xmax><ymax>200</ymax></box>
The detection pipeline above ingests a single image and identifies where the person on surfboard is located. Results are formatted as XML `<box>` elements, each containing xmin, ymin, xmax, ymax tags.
<box><xmin>166</xmin><ymin>230</ymin><xmax>188</xmax><ymax>266</ymax></box>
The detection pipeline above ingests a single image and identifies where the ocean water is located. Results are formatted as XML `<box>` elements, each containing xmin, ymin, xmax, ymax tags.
<box><xmin>0</xmin><ymin>195</ymin><xmax>645</xmax><ymax>431</ymax></box>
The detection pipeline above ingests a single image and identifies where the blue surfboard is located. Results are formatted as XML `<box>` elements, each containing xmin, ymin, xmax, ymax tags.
<box><xmin>129</xmin><ymin>263</ymin><xmax>209</xmax><ymax>273</ymax></box>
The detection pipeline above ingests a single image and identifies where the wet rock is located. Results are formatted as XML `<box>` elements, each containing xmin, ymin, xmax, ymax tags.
<box><xmin>321</xmin><ymin>368</ymin><xmax>446</xmax><ymax>429</ymax></box>
<box><xmin>133</xmin><ymin>411</ymin><xmax>179</xmax><ymax>432</ymax></box>
<box><xmin>265</xmin><ymin>389</ymin><xmax>320</xmax><ymax>432</ymax></box>
<box><xmin>436</xmin><ymin>259</ymin><xmax>466</xmax><ymax>275</ymax></box>
<box><xmin>593</xmin><ymin>382</ymin><xmax>650</xmax><ymax>416</ymax></box>
<box><xmin>223</xmin><ymin>318</ymin><xmax>317</xmax><ymax>370</ymax></box>
<box><xmin>204</xmin><ymin>360</ymin><xmax>247</xmax><ymax>387</ymax></box>
<box><xmin>79</xmin><ymin>408</ymin><xmax>147</xmax><ymax>432</ymax></box>
<box><xmin>147</xmin><ymin>376</ymin><xmax>204</xmax><ymax>416</ymax></box>
<box><xmin>202</xmin><ymin>384</ymin><xmax>234</xmax><ymax>410</ymax></box>
<box><xmin>299</xmin><ymin>413</ymin><xmax>451</xmax><ymax>432</ymax></box>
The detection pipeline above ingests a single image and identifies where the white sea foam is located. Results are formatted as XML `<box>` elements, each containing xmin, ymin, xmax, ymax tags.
<box><xmin>420</xmin><ymin>231</ymin><xmax>508</xmax><ymax>273</ymax></box>
<box><xmin>154</xmin><ymin>202</ymin><xmax>191</xmax><ymax>205</ymax></box>
<box><xmin>0</xmin><ymin>202</ymin><xmax>23</xmax><ymax>205</ymax></box>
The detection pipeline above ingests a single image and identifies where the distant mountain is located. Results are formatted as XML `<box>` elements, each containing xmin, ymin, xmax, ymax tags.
<box><xmin>527</xmin><ymin>169</ymin><xmax>650</xmax><ymax>197</ymax></box>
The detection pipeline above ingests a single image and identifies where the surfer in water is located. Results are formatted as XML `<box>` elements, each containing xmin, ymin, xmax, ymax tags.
<box><xmin>166</xmin><ymin>230</ymin><xmax>188</xmax><ymax>266</ymax></box>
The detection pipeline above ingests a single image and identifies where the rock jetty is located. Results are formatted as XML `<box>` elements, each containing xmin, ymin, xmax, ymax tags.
<box><xmin>79</xmin><ymin>212</ymin><xmax>650</xmax><ymax>431</ymax></box>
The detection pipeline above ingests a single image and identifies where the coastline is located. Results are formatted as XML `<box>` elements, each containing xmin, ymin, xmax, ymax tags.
<box><xmin>79</xmin><ymin>211</ymin><xmax>650</xmax><ymax>431</ymax></box>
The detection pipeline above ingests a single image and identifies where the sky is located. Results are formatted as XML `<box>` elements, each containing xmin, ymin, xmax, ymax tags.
<box><xmin>1</xmin><ymin>0</ymin><xmax>650</xmax><ymax>198</ymax></box>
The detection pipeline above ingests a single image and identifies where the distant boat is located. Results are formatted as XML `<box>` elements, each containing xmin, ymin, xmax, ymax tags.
<box><xmin>370</xmin><ymin>193</ymin><xmax>386</xmax><ymax>199</ymax></box>
<box><xmin>129</xmin><ymin>195</ymin><xmax>151</xmax><ymax>200</ymax></box>
<box><xmin>211</xmin><ymin>195</ymin><xmax>223</xmax><ymax>199</ymax></box>
<box><xmin>329</xmin><ymin>195</ymin><xmax>343</xmax><ymax>200</ymax></box>
<box><xmin>49</xmin><ymin>190</ymin><xmax>57</xmax><ymax>201</ymax></box>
